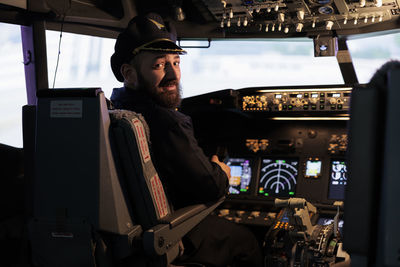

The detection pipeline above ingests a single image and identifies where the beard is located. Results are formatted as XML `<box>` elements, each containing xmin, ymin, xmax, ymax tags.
<box><xmin>138</xmin><ymin>75</ymin><xmax>182</xmax><ymax>109</ymax></box>
<box><xmin>152</xmin><ymin>81</ymin><xmax>182</xmax><ymax>109</ymax></box>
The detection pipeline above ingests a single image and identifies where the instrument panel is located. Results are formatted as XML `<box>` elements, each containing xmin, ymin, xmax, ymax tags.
<box><xmin>240</xmin><ymin>87</ymin><xmax>352</xmax><ymax>113</ymax></box>
<box><xmin>181</xmin><ymin>85</ymin><xmax>351</xmax><ymax>266</ymax></box>
<box><xmin>181</xmin><ymin>84</ymin><xmax>352</xmax><ymax>207</ymax></box>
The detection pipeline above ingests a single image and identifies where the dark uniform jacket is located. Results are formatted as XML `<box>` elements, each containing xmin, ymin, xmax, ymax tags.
<box><xmin>110</xmin><ymin>86</ymin><xmax>263</xmax><ymax>267</ymax></box>
<box><xmin>110</xmin><ymin>86</ymin><xmax>228</xmax><ymax>209</ymax></box>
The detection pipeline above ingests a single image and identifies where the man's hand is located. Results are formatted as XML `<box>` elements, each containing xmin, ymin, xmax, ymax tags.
<box><xmin>211</xmin><ymin>155</ymin><xmax>231</xmax><ymax>181</ymax></box>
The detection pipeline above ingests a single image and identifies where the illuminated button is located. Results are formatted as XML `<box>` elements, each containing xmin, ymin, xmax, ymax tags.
<box><xmin>283</xmin><ymin>105</ymin><xmax>287</xmax><ymax>110</ymax></box>
<box><xmin>236</xmin><ymin>210</ymin><xmax>245</xmax><ymax>216</ymax></box>
<box><xmin>219</xmin><ymin>209</ymin><xmax>230</xmax><ymax>216</ymax></box>
<box><xmin>320</xmin><ymin>99</ymin><xmax>325</xmax><ymax>104</ymax></box>
<box><xmin>250</xmin><ymin>211</ymin><xmax>260</xmax><ymax>218</ymax></box>
<box><xmin>337</xmin><ymin>104</ymin><xmax>343</xmax><ymax>109</ymax></box>
<box><xmin>303</xmin><ymin>105</ymin><xmax>309</xmax><ymax>110</ymax></box>
<box><xmin>288</xmin><ymin>105</ymin><xmax>293</xmax><ymax>110</ymax></box>
<box><xmin>311</xmin><ymin>105</ymin><xmax>317</xmax><ymax>110</ymax></box>
<box><xmin>331</xmin><ymin>104</ymin><xmax>336</xmax><ymax>110</ymax></box>
<box><xmin>304</xmin><ymin>93</ymin><xmax>309</xmax><ymax>98</ymax></box>
<box><xmin>320</xmin><ymin>104</ymin><xmax>325</xmax><ymax>110</ymax></box>
<box><xmin>320</xmin><ymin>93</ymin><xmax>325</xmax><ymax>97</ymax></box>
<box><xmin>329</xmin><ymin>98</ymin><xmax>337</xmax><ymax>104</ymax></box>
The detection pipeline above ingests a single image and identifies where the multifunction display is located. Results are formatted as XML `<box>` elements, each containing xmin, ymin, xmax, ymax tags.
<box><xmin>258</xmin><ymin>158</ymin><xmax>298</xmax><ymax>197</ymax></box>
<box><xmin>328</xmin><ymin>160</ymin><xmax>347</xmax><ymax>200</ymax></box>
<box><xmin>305</xmin><ymin>159</ymin><xmax>322</xmax><ymax>178</ymax></box>
<box><xmin>226</xmin><ymin>158</ymin><xmax>252</xmax><ymax>194</ymax></box>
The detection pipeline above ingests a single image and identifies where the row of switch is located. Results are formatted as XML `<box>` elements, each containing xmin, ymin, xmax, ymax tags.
<box><xmin>217</xmin><ymin>209</ymin><xmax>277</xmax><ymax>224</ymax></box>
<box><xmin>276</xmin><ymin>104</ymin><xmax>344</xmax><ymax>110</ymax></box>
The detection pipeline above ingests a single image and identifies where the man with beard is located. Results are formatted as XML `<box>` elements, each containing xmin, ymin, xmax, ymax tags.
<box><xmin>110</xmin><ymin>13</ymin><xmax>263</xmax><ymax>267</ymax></box>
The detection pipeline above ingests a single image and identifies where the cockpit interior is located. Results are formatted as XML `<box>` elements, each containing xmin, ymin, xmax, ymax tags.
<box><xmin>0</xmin><ymin>0</ymin><xmax>399</xmax><ymax>266</ymax></box>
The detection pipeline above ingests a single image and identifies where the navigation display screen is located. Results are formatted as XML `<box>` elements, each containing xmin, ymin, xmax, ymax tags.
<box><xmin>258</xmin><ymin>158</ymin><xmax>298</xmax><ymax>197</ymax></box>
<box><xmin>226</xmin><ymin>158</ymin><xmax>252</xmax><ymax>194</ymax></box>
<box><xmin>328</xmin><ymin>160</ymin><xmax>347</xmax><ymax>200</ymax></box>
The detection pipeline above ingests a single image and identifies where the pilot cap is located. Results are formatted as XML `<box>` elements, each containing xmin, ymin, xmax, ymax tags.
<box><xmin>111</xmin><ymin>13</ymin><xmax>186</xmax><ymax>82</ymax></box>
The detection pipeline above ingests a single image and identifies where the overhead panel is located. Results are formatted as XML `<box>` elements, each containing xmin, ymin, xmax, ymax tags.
<box><xmin>199</xmin><ymin>0</ymin><xmax>399</xmax><ymax>36</ymax></box>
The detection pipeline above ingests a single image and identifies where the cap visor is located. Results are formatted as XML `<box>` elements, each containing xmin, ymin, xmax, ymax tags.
<box><xmin>139</xmin><ymin>39</ymin><xmax>187</xmax><ymax>54</ymax></box>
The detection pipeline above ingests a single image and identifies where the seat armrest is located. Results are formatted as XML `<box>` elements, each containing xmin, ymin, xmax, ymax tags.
<box><xmin>159</xmin><ymin>197</ymin><xmax>225</xmax><ymax>228</ymax></box>
<box><xmin>158</xmin><ymin>204</ymin><xmax>206</xmax><ymax>228</ymax></box>
<box><xmin>143</xmin><ymin>197</ymin><xmax>225</xmax><ymax>256</ymax></box>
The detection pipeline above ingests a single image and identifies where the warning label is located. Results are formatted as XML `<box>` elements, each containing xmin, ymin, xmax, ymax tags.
<box><xmin>50</xmin><ymin>100</ymin><xmax>82</xmax><ymax>118</ymax></box>
<box><xmin>150</xmin><ymin>174</ymin><xmax>169</xmax><ymax>218</ymax></box>
<box><xmin>132</xmin><ymin>118</ymin><xmax>151</xmax><ymax>163</ymax></box>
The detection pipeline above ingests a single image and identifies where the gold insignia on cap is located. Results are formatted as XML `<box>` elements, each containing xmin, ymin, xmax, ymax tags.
<box><xmin>148</xmin><ymin>18</ymin><xmax>165</xmax><ymax>30</ymax></box>
<box><xmin>131</xmin><ymin>38</ymin><xmax>186</xmax><ymax>56</ymax></box>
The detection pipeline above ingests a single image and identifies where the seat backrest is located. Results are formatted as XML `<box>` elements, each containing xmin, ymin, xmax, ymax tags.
<box><xmin>344</xmin><ymin>62</ymin><xmax>400</xmax><ymax>266</ymax></box>
<box><xmin>30</xmin><ymin>88</ymin><xmax>137</xmax><ymax>267</ymax></box>
<box><xmin>109</xmin><ymin>109</ymin><xmax>184</xmax><ymax>265</ymax></box>
<box><xmin>108</xmin><ymin>110</ymin><xmax>172</xmax><ymax>231</ymax></box>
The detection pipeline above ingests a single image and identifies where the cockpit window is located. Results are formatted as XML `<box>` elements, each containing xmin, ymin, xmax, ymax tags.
<box><xmin>180</xmin><ymin>40</ymin><xmax>344</xmax><ymax>97</ymax></box>
<box><xmin>46</xmin><ymin>30</ymin><xmax>120</xmax><ymax>99</ymax></box>
<box><xmin>46</xmin><ymin>30</ymin><xmax>400</xmax><ymax>100</ymax></box>
<box><xmin>347</xmin><ymin>32</ymin><xmax>400</xmax><ymax>84</ymax></box>
<box><xmin>0</xmin><ymin>23</ymin><xmax>26</xmax><ymax>147</ymax></box>
<box><xmin>46</xmin><ymin>31</ymin><xmax>345</xmax><ymax>99</ymax></box>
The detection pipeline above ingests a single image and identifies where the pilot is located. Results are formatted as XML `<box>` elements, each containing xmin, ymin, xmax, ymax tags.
<box><xmin>110</xmin><ymin>13</ymin><xmax>263</xmax><ymax>267</ymax></box>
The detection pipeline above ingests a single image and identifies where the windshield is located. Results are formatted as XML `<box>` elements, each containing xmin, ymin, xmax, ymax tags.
<box><xmin>46</xmin><ymin>31</ymin><xmax>344</xmax><ymax>98</ymax></box>
<box><xmin>46</xmin><ymin>30</ymin><xmax>400</xmax><ymax>99</ymax></box>
<box><xmin>181</xmin><ymin>40</ymin><xmax>343</xmax><ymax>97</ymax></box>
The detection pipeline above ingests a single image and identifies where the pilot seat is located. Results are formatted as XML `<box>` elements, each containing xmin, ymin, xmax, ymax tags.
<box><xmin>28</xmin><ymin>88</ymin><xmax>222</xmax><ymax>267</ymax></box>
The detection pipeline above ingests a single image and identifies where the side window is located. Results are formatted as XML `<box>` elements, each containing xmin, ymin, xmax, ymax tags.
<box><xmin>0</xmin><ymin>23</ymin><xmax>26</xmax><ymax>147</ymax></box>
<box><xmin>46</xmin><ymin>30</ymin><xmax>121</xmax><ymax>99</ymax></box>
<box><xmin>347</xmin><ymin>33</ymin><xmax>400</xmax><ymax>83</ymax></box>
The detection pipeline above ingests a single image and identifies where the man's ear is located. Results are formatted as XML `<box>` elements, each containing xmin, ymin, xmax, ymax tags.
<box><xmin>120</xmin><ymin>63</ymin><xmax>138</xmax><ymax>85</ymax></box>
